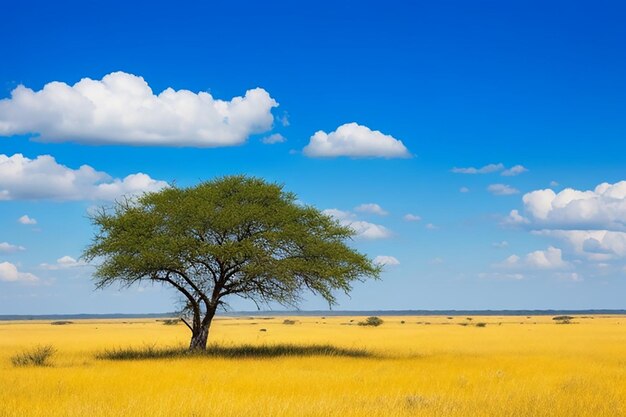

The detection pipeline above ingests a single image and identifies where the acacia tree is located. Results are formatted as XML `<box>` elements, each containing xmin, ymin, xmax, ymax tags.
<box><xmin>83</xmin><ymin>176</ymin><xmax>381</xmax><ymax>350</ymax></box>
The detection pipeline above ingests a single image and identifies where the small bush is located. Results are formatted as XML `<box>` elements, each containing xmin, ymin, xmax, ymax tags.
<box><xmin>259</xmin><ymin>328</ymin><xmax>267</xmax><ymax>332</ymax></box>
<box><xmin>50</xmin><ymin>321</ymin><xmax>73</xmax><ymax>325</ymax></box>
<box><xmin>11</xmin><ymin>345</ymin><xmax>56</xmax><ymax>367</ymax></box>
<box><xmin>553</xmin><ymin>316</ymin><xmax>574</xmax><ymax>324</ymax></box>
<box><xmin>475</xmin><ymin>322</ymin><xmax>487</xmax><ymax>328</ymax></box>
<box><xmin>400</xmin><ymin>320</ymin><xmax>405</xmax><ymax>324</ymax></box>
<box><xmin>161</xmin><ymin>319</ymin><xmax>181</xmax><ymax>325</ymax></box>
<box><xmin>282</xmin><ymin>319</ymin><xmax>297</xmax><ymax>325</ymax></box>
<box><xmin>358</xmin><ymin>316</ymin><xmax>384</xmax><ymax>327</ymax></box>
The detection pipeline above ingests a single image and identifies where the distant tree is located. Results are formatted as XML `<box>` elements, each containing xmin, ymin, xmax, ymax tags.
<box><xmin>83</xmin><ymin>176</ymin><xmax>380</xmax><ymax>350</ymax></box>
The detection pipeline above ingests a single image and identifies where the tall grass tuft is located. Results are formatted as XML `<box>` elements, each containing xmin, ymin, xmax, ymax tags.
<box><xmin>11</xmin><ymin>345</ymin><xmax>56</xmax><ymax>367</ymax></box>
<box><xmin>97</xmin><ymin>343</ymin><xmax>372</xmax><ymax>361</ymax></box>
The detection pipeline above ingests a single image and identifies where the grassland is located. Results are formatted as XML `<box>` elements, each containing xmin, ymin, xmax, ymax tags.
<box><xmin>1</xmin><ymin>315</ymin><xmax>626</xmax><ymax>417</ymax></box>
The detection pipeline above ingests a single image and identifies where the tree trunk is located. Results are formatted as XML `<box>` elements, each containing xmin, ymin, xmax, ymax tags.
<box><xmin>188</xmin><ymin>307</ymin><xmax>216</xmax><ymax>351</ymax></box>
<box><xmin>189</xmin><ymin>323</ymin><xmax>210</xmax><ymax>350</ymax></box>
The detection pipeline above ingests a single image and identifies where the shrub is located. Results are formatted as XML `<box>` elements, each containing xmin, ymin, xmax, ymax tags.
<box><xmin>161</xmin><ymin>319</ymin><xmax>180</xmax><ymax>325</ymax></box>
<box><xmin>553</xmin><ymin>316</ymin><xmax>574</xmax><ymax>324</ymax></box>
<box><xmin>400</xmin><ymin>320</ymin><xmax>405</xmax><ymax>324</ymax></box>
<box><xmin>475</xmin><ymin>322</ymin><xmax>487</xmax><ymax>328</ymax></box>
<box><xmin>50</xmin><ymin>321</ymin><xmax>73</xmax><ymax>325</ymax></box>
<box><xmin>11</xmin><ymin>345</ymin><xmax>56</xmax><ymax>367</ymax></box>
<box><xmin>358</xmin><ymin>316</ymin><xmax>384</xmax><ymax>327</ymax></box>
<box><xmin>282</xmin><ymin>319</ymin><xmax>296</xmax><ymax>325</ymax></box>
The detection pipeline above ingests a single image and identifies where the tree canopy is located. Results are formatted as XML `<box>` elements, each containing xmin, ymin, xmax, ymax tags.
<box><xmin>83</xmin><ymin>176</ymin><xmax>381</xmax><ymax>349</ymax></box>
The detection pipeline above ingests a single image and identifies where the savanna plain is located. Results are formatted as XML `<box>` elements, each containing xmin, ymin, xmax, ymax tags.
<box><xmin>1</xmin><ymin>315</ymin><xmax>625</xmax><ymax>417</ymax></box>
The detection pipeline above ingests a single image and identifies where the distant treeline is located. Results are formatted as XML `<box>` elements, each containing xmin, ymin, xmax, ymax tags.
<box><xmin>2</xmin><ymin>309</ymin><xmax>626</xmax><ymax>321</ymax></box>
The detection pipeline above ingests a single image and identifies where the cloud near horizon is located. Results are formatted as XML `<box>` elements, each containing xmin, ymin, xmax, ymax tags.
<box><xmin>0</xmin><ymin>153</ymin><xmax>168</xmax><ymax>201</ymax></box>
<box><xmin>303</xmin><ymin>123</ymin><xmax>410</xmax><ymax>158</ymax></box>
<box><xmin>0</xmin><ymin>71</ymin><xmax>278</xmax><ymax>147</ymax></box>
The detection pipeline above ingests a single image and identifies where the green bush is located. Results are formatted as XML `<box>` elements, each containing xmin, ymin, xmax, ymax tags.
<box><xmin>282</xmin><ymin>319</ymin><xmax>297</xmax><ymax>325</ymax></box>
<box><xmin>358</xmin><ymin>316</ymin><xmax>384</xmax><ymax>327</ymax></box>
<box><xmin>11</xmin><ymin>345</ymin><xmax>56</xmax><ymax>367</ymax></box>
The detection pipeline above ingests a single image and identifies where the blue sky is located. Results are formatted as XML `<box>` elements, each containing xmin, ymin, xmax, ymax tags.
<box><xmin>1</xmin><ymin>0</ymin><xmax>625</xmax><ymax>314</ymax></box>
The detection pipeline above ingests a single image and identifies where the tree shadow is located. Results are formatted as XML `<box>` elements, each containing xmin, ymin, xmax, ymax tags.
<box><xmin>96</xmin><ymin>343</ymin><xmax>373</xmax><ymax>360</ymax></box>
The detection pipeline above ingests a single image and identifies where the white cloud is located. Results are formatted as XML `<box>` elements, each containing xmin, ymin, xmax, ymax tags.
<box><xmin>492</xmin><ymin>241</ymin><xmax>509</xmax><ymax>248</ymax></box>
<box><xmin>403</xmin><ymin>213</ymin><xmax>421</xmax><ymax>222</ymax></box>
<box><xmin>452</xmin><ymin>163</ymin><xmax>527</xmax><ymax>176</ymax></box>
<box><xmin>502</xmin><ymin>165</ymin><xmax>528</xmax><ymax>176</ymax></box>
<box><xmin>459</xmin><ymin>187</ymin><xmax>470</xmax><ymax>193</ymax></box>
<box><xmin>0</xmin><ymin>153</ymin><xmax>167</xmax><ymax>201</ymax></box>
<box><xmin>322</xmin><ymin>208</ymin><xmax>354</xmax><ymax>221</ymax></box>
<box><xmin>452</xmin><ymin>163</ymin><xmax>504</xmax><ymax>174</ymax></box>
<box><xmin>0</xmin><ymin>242</ymin><xmax>25</xmax><ymax>252</ymax></box>
<box><xmin>0</xmin><ymin>71</ymin><xmax>278</xmax><ymax>147</ymax></box>
<box><xmin>261</xmin><ymin>133</ymin><xmax>286</xmax><ymax>144</ymax></box>
<box><xmin>0</xmin><ymin>262</ymin><xmax>38</xmax><ymax>283</ymax></box>
<box><xmin>323</xmin><ymin>208</ymin><xmax>392</xmax><ymax>240</ymax></box>
<box><xmin>425</xmin><ymin>223</ymin><xmax>438</xmax><ymax>230</ymax></box>
<box><xmin>534</xmin><ymin>230</ymin><xmax>626</xmax><ymax>261</ymax></box>
<box><xmin>478</xmin><ymin>272</ymin><xmax>525</xmax><ymax>280</ymax></box>
<box><xmin>550</xmin><ymin>181</ymin><xmax>560</xmax><ymax>188</ymax></box>
<box><xmin>430</xmin><ymin>257</ymin><xmax>444</xmax><ymax>265</ymax></box>
<box><xmin>40</xmin><ymin>255</ymin><xmax>88</xmax><ymax>270</ymax></box>
<box><xmin>503</xmin><ymin>209</ymin><xmax>529</xmax><ymax>225</ymax></box>
<box><xmin>303</xmin><ymin>122</ymin><xmax>410</xmax><ymax>158</ymax></box>
<box><xmin>354</xmin><ymin>203</ymin><xmax>388</xmax><ymax>216</ymax></box>
<box><xmin>520</xmin><ymin>181</ymin><xmax>626</xmax><ymax>231</ymax></box>
<box><xmin>555</xmin><ymin>272</ymin><xmax>583</xmax><ymax>282</ymax></box>
<box><xmin>348</xmin><ymin>221</ymin><xmax>393</xmax><ymax>239</ymax></box>
<box><xmin>488</xmin><ymin>184</ymin><xmax>520</xmax><ymax>196</ymax></box>
<box><xmin>495</xmin><ymin>246</ymin><xmax>570</xmax><ymax>270</ymax></box>
<box><xmin>18</xmin><ymin>215</ymin><xmax>37</xmax><ymax>225</ymax></box>
<box><xmin>373</xmin><ymin>255</ymin><xmax>400</xmax><ymax>266</ymax></box>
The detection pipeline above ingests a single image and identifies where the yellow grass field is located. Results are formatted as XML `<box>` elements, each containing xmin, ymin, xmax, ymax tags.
<box><xmin>1</xmin><ymin>315</ymin><xmax>626</xmax><ymax>417</ymax></box>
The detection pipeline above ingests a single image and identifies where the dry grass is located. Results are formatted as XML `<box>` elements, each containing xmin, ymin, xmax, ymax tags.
<box><xmin>1</xmin><ymin>315</ymin><xmax>626</xmax><ymax>416</ymax></box>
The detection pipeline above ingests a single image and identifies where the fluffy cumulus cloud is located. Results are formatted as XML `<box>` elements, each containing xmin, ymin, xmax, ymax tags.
<box><xmin>17</xmin><ymin>214</ymin><xmax>37</xmax><ymax>225</ymax></box>
<box><xmin>373</xmin><ymin>255</ymin><xmax>400</xmax><ymax>266</ymax></box>
<box><xmin>488</xmin><ymin>184</ymin><xmax>520</xmax><ymax>196</ymax></box>
<box><xmin>520</xmin><ymin>181</ymin><xmax>626</xmax><ymax>231</ymax></box>
<box><xmin>0</xmin><ymin>261</ymin><xmax>38</xmax><ymax>283</ymax></box>
<box><xmin>0</xmin><ymin>153</ymin><xmax>167</xmax><ymax>201</ymax></box>
<box><xmin>355</xmin><ymin>203</ymin><xmax>388</xmax><ymax>216</ymax></box>
<box><xmin>303</xmin><ymin>123</ymin><xmax>410</xmax><ymax>158</ymax></box>
<box><xmin>0</xmin><ymin>72</ymin><xmax>278</xmax><ymax>147</ymax></box>
<box><xmin>0</xmin><ymin>242</ymin><xmax>25</xmax><ymax>252</ymax></box>
<box><xmin>40</xmin><ymin>255</ymin><xmax>88</xmax><ymax>270</ymax></box>
<box><xmin>501</xmin><ymin>180</ymin><xmax>626</xmax><ymax>278</ymax></box>
<box><xmin>322</xmin><ymin>208</ymin><xmax>392</xmax><ymax>240</ymax></box>
<box><xmin>452</xmin><ymin>163</ymin><xmax>527</xmax><ymax>176</ymax></box>
<box><xmin>534</xmin><ymin>230</ymin><xmax>626</xmax><ymax>261</ymax></box>
<box><xmin>495</xmin><ymin>246</ymin><xmax>570</xmax><ymax>270</ymax></box>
